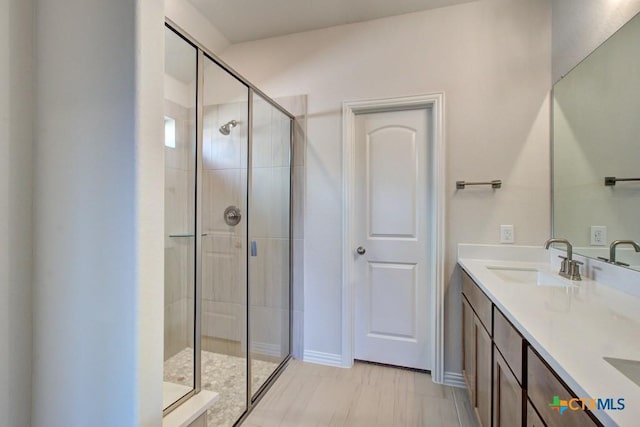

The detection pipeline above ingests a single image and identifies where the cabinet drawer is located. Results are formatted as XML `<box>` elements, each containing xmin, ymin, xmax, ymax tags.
<box><xmin>493</xmin><ymin>307</ymin><xmax>523</xmax><ymax>384</ymax></box>
<box><xmin>527</xmin><ymin>347</ymin><xmax>600</xmax><ymax>427</ymax></box>
<box><xmin>462</xmin><ymin>271</ymin><xmax>492</xmax><ymax>333</ymax></box>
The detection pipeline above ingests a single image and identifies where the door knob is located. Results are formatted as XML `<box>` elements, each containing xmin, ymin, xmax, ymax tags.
<box><xmin>356</xmin><ymin>246</ymin><xmax>366</xmax><ymax>255</ymax></box>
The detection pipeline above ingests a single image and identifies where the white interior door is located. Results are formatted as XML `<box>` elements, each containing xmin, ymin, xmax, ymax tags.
<box><xmin>353</xmin><ymin>108</ymin><xmax>430</xmax><ymax>370</ymax></box>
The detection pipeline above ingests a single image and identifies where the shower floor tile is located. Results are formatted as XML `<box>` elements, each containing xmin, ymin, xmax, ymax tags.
<box><xmin>164</xmin><ymin>348</ymin><xmax>278</xmax><ymax>427</ymax></box>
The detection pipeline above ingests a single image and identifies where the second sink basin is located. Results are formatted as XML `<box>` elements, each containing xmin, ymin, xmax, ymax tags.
<box><xmin>604</xmin><ymin>357</ymin><xmax>640</xmax><ymax>387</ymax></box>
<box><xmin>486</xmin><ymin>266</ymin><xmax>576</xmax><ymax>288</ymax></box>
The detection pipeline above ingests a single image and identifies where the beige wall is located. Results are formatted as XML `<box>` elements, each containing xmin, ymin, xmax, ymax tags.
<box><xmin>32</xmin><ymin>0</ymin><xmax>164</xmax><ymax>425</ymax></box>
<box><xmin>552</xmin><ymin>0</ymin><xmax>640</xmax><ymax>82</ymax></box>
<box><xmin>165</xmin><ymin>0</ymin><xmax>229</xmax><ymax>53</ymax></box>
<box><xmin>0</xmin><ymin>0</ymin><xmax>33</xmax><ymax>425</ymax></box>
<box><xmin>219</xmin><ymin>0</ymin><xmax>552</xmax><ymax>374</ymax></box>
<box><xmin>553</xmin><ymin>13</ymin><xmax>640</xmax><ymax>266</ymax></box>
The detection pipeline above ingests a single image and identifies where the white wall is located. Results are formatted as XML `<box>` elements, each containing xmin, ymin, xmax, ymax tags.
<box><xmin>0</xmin><ymin>1</ymin><xmax>33</xmax><ymax>426</ymax></box>
<box><xmin>552</xmin><ymin>0</ymin><xmax>640</xmax><ymax>82</ymax></box>
<box><xmin>33</xmin><ymin>0</ymin><xmax>164</xmax><ymax>426</ymax></box>
<box><xmin>219</xmin><ymin>0</ymin><xmax>551</xmax><ymax>373</ymax></box>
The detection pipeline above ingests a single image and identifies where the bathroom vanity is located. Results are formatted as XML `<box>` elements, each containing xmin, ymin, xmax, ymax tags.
<box><xmin>458</xmin><ymin>245</ymin><xmax>640</xmax><ymax>427</ymax></box>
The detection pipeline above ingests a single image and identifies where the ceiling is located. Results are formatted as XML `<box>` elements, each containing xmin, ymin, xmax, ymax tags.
<box><xmin>187</xmin><ymin>0</ymin><xmax>478</xmax><ymax>44</ymax></box>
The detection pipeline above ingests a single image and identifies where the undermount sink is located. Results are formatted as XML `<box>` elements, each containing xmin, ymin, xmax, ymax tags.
<box><xmin>604</xmin><ymin>357</ymin><xmax>640</xmax><ymax>387</ymax></box>
<box><xmin>486</xmin><ymin>266</ymin><xmax>576</xmax><ymax>288</ymax></box>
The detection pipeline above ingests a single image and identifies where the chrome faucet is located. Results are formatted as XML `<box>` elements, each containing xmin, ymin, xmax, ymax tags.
<box><xmin>609</xmin><ymin>240</ymin><xmax>640</xmax><ymax>265</ymax></box>
<box><xmin>544</xmin><ymin>238</ymin><xmax>582</xmax><ymax>281</ymax></box>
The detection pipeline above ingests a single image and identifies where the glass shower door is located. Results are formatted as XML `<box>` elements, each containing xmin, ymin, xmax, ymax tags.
<box><xmin>200</xmin><ymin>55</ymin><xmax>249</xmax><ymax>427</ymax></box>
<box><xmin>163</xmin><ymin>26</ymin><xmax>197</xmax><ymax>411</ymax></box>
<box><xmin>163</xmin><ymin>21</ymin><xmax>293</xmax><ymax>426</ymax></box>
<box><xmin>249</xmin><ymin>92</ymin><xmax>292</xmax><ymax>398</ymax></box>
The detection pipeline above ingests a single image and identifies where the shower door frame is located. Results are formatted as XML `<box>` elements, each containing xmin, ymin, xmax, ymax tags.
<box><xmin>163</xmin><ymin>19</ymin><xmax>295</xmax><ymax>423</ymax></box>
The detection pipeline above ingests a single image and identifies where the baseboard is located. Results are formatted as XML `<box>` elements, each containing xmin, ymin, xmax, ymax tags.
<box><xmin>302</xmin><ymin>350</ymin><xmax>343</xmax><ymax>367</ymax></box>
<box><xmin>443</xmin><ymin>371</ymin><xmax>466</xmax><ymax>388</ymax></box>
<box><xmin>251</xmin><ymin>341</ymin><xmax>282</xmax><ymax>358</ymax></box>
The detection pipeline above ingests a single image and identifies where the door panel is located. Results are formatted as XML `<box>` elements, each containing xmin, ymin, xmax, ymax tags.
<box><xmin>368</xmin><ymin>262</ymin><xmax>417</xmax><ymax>339</ymax></box>
<box><xmin>494</xmin><ymin>346</ymin><xmax>523</xmax><ymax>427</ymax></box>
<box><xmin>368</xmin><ymin>127</ymin><xmax>417</xmax><ymax>238</ymax></box>
<box><xmin>354</xmin><ymin>109</ymin><xmax>430</xmax><ymax>370</ymax></box>
<box><xmin>201</xmin><ymin>54</ymin><xmax>249</xmax><ymax>427</ymax></box>
<box><xmin>249</xmin><ymin>92</ymin><xmax>292</xmax><ymax>398</ymax></box>
<box><xmin>163</xmin><ymin>25</ymin><xmax>197</xmax><ymax>410</ymax></box>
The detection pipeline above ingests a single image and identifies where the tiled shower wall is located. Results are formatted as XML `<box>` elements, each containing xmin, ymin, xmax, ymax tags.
<box><xmin>201</xmin><ymin>100</ymin><xmax>248</xmax><ymax>354</ymax></box>
<box><xmin>200</xmin><ymin>95</ymin><xmax>307</xmax><ymax>360</ymax></box>
<box><xmin>164</xmin><ymin>98</ymin><xmax>196</xmax><ymax>359</ymax></box>
<box><xmin>249</xmin><ymin>95</ymin><xmax>293</xmax><ymax>359</ymax></box>
<box><xmin>164</xmin><ymin>94</ymin><xmax>307</xmax><ymax>361</ymax></box>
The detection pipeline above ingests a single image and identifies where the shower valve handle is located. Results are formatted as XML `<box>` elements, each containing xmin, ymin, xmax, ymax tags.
<box><xmin>224</xmin><ymin>206</ymin><xmax>242</xmax><ymax>226</ymax></box>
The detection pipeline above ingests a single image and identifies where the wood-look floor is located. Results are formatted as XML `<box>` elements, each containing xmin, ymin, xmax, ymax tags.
<box><xmin>243</xmin><ymin>360</ymin><xmax>478</xmax><ymax>427</ymax></box>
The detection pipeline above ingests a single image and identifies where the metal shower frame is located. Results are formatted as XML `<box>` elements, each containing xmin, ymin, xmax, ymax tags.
<box><xmin>163</xmin><ymin>19</ymin><xmax>295</xmax><ymax>425</ymax></box>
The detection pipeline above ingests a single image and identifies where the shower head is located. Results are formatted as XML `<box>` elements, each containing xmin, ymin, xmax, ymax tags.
<box><xmin>219</xmin><ymin>120</ymin><xmax>238</xmax><ymax>135</ymax></box>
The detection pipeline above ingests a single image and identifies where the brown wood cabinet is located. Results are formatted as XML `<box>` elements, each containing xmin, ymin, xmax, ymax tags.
<box><xmin>493</xmin><ymin>307</ymin><xmax>523</xmax><ymax>384</ymax></box>
<box><xmin>462</xmin><ymin>273</ymin><xmax>492</xmax><ymax>427</ymax></box>
<box><xmin>476</xmin><ymin>322</ymin><xmax>492</xmax><ymax>427</ymax></box>
<box><xmin>460</xmin><ymin>268</ymin><xmax>603</xmax><ymax>427</ymax></box>
<box><xmin>462</xmin><ymin>298</ymin><xmax>476</xmax><ymax>403</ymax></box>
<box><xmin>493</xmin><ymin>348</ymin><xmax>522</xmax><ymax>427</ymax></box>
<box><xmin>462</xmin><ymin>271</ymin><xmax>492</xmax><ymax>330</ymax></box>
<box><xmin>526</xmin><ymin>400</ymin><xmax>545</xmax><ymax>427</ymax></box>
<box><xmin>527</xmin><ymin>348</ymin><xmax>600</xmax><ymax>427</ymax></box>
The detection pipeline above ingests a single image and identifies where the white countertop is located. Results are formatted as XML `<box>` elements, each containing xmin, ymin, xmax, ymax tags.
<box><xmin>458</xmin><ymin>246</ymin><xmax>640</xmax><ymax>427</ymax></box>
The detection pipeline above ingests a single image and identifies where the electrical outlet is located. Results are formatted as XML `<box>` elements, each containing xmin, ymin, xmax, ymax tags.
<box><xmin>590</xmin><ymin>226</ymin><xmax>607</xmax><ymax>246</ymax></box>
<box><xmin>500</xmin><ymin>225</ymin><xmax>514</xmax><ymax>244</ymax></box>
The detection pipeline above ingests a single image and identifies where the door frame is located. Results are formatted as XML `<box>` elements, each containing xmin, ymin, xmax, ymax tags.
<box><xmin>341</xmin><ymin>93</ymin><xmax>445</xmax><ymax>383</ymax></box>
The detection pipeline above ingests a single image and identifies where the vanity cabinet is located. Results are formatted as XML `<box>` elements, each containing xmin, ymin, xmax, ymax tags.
<box><xmin>526</xmin><ymin>401</ymin><xmax>545</xmax><ymax>427</ymax></box>
<box><xmin>527</xmin><ymin>347</ymin><xmax>600</xmax><ymax>427</ymax></box>
<box><xmin>461</xmin><ymin>269</ymin><xmax>601</xmax><ymax>427</ymax></box>
<box><xmin>462</xmin><ymin>299</ymin><xmax>476</xmax><ymax>401</ymax></box>
<box><xmin>493</xmin><ymin>350</ymin><xmax>522</xmax><ymax>427</ymax></box>
<box><xmin>492</xmin><ymin>308</ymin><xmax>524</xmax><ymax>427</ymax></box>
<box><xmin>462</xmin><ymin>272</ymin><xmax>492</xmax><ymax>427</ymax></box>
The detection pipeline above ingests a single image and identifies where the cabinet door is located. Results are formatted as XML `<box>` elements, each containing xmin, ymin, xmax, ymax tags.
<box><xmin>493</xmin><ymin>346</ymin><xmax>523</xmax><ymax>427</ymax></box>
<box><xmin>476</xmin><ymin>317</ymin><xmax>492</xmax><ymax>427</ymax></box>
<box><xmin>526</xmin><ymin>400</ymin><xmax>545</xmax><ymax>427</ymax></box>
<box><xmin>462</xmin><ymin>297</ymin><xmax>476</xmax><ymax>404</ymax></box>
<box><xmin>527</xmin><ymin>348</ymin><xmax>598</xmax><ymax>427</ymax></box>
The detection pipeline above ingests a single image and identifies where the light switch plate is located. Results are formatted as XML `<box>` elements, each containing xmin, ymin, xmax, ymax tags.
<box><xmin>500</xmin><ymin>225</ymin><xmax>514</xmax><ymax>244</ymax></box>
<box><xmin>591</xmin><ymin>226</ymin><xmax>607</xmax><ymax>246</ymax></box>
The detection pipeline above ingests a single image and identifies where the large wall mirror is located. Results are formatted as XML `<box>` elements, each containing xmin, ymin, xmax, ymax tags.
<box><xmin>553</xmin><ymin>12</ymin><xmax>640</xmax><ymax>269</ymax></box>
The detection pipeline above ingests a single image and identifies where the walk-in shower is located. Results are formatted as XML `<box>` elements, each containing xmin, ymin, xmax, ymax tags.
<box><xmin>163</xmin><ymin>22</ymin><xmax>293</xmax><ymax>427</ymax></box>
